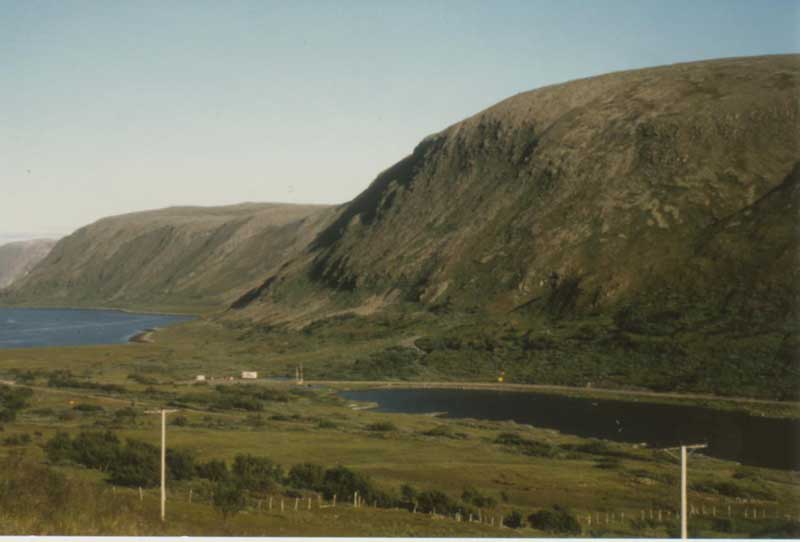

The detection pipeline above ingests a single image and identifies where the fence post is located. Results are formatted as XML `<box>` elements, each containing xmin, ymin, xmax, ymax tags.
<box><xmin>587</xmin><ymin>514</ymin><xmax>592</xmax><ymax>526</ymax></box>
<box><xmin>333</xmin><ymin>494</ymin><xmax>337</xmax><ymax>507</ymax></box>
<box><xmin>189</xmin><ymin>488</ymin><xmax>192</xmax><ymax>504</ymax></box>
<box><xmin>269</xmin><ymin>496</ymin><xmax>273</xmax><ymax>510</ymax></box>
<box><xmin>318</xmin><ymin>493</ymin><xmax>322</xmax><ymax>509</ymax></box>
<box><xmin>308</xmin><ymin>497</ymin><xmax>312</xmax><ymax>511</ymax></box>
<box><xmin>621</xmin><ymin>511</ymin><xmax>625</xmax><ymax>522</ymax></box>
<box><xmin>354</xmin><ymin>491</ymin><xmax>358</xmax><ymax>508</ymax></box>
<box><xmin>295</xmin><ymin>497</ymin><xmax>299</xmax><ymax>511</ymax></box>
<box><xmin>139</xmin><ymin>487</ymin><xmax>143</xmax><ymax>501</ymax></box>
<box><xmin>281</xmin><ymin>499</ymin><xmax>284</xmax><ymax>512</ymax></box>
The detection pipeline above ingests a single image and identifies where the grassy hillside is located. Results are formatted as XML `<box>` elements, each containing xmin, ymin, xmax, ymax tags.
<box><xmin>0</xmin><ymin>239</ymin><xmax>56</xmax><ymax>289</ymax></box>
<box><xmin>226</xmin><ymin>55</ymin><xmax>799</xmax><ymax>399</ymax></box>
<box><xmin>2</xmin><ymin>203</ymin><xmax>333</xmax><ymax>313</ymax></box>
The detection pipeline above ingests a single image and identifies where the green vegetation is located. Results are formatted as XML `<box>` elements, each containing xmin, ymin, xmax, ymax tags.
<box><xmin>528</xmin><ymin>505</ymin><xmax>581</xmax><ymax>534</ymax></box>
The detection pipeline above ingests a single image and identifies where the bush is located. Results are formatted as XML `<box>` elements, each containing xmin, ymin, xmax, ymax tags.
<box><xmin>528</xmin><ymin>505</ymin><xmax>581</xmax><ymax>534</ymax></box>
<box><xmin>287</xmin><ymin>463</ymin><xmax>325</xmax><ymax>490</ymax></box>
<box><xmin>166</xmin><ymin>448</ymin><xmax>196</xmax><ymax>481</ymax></box>
<box><xmin>0</xmin><ymin>385</ymin><xmax>32</xmax><ymax>422</ymax></box>
<box><xmin>461</xmin><ymin>486</ymin><xmax>497</xmax><ymax>508</ymax></box>
<box><xmin>127</xmin><ymin>373</ymin><xmax>158</xmax><ymax>385</ymax></box>
<box><xmin>322</xmin><ymin>465</ymin><xmax>381</xmax><ymax>503</ymax></box>
<box><xmin>231</xmin><ymin>454</ymin><xmax>283</xmax><ymax>493</ymax></box>
<box><xmin>317</xmin><ymin>419</ymin><xmax>338</xmax><ymax>429</ymax></box>
<box><xmin>113</xmin><ymin>407</ymin><xmax>137</xmax><ymax>423</ymax></box>
<box><xmin>196</xmin><ymin>459</ymin><xmax>230</xmax><ymax>482</ymax></box>
<box><xmin>107</xmin><ymin>439</ymin><xmax>159</xmax><ymax>487</ymax></box>
<box><xmin>2</xmin><ymin>433</ymin><xmax>31</xmax><ymax>446</ymax></box>
<box><xmin>495</xmin><ymin>432</ymin><xmax>558</xmax><ymax>457</ymax></box>
<box><xmin>504</xmin><ymin>509</ymin><xmax>524</xmax><ymax>528</ymax></box>
<box><xmin>400</xmin><ymin>484</ymin><xmax>418</xmax><ymax>510</ymax></box>
<box><xmin>71</xmin><ymin>431</ymin><xmax>121</xmax><ymax>471</ymax></box>
<box><xmin>73</xmin><ymin>403</ymin><xmax>104</xmax><ymax>412</ymax></box>
<box><xmin>44</xmin><ymin>431</ymin><xmax>74</xmax><ymax>464</ymax></box>
<box><xmin>170</xmin><ymin>415</ymin><xmax>189</xmax><ymax>427</ymax></box>
<box><xmin>212</xmin><ymin>481</ymin><xmax>246</xmax><ymax>520</ymax></box>
<box><xmin>416</xmin><ymin>490</ymin><xmax>460</xmax><ymax>515</ymax></box>
<box><xmin>244</xmin><ymin>414</ymin><xmax>266</xmax><ymax>428</ymax></box>
<box><xmin>366</xmin><ymin>421</ymin><xmax>397</xmax><ymax>432</ymax></box>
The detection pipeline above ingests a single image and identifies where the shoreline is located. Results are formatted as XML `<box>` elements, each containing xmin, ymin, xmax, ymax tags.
<box><xmin>308</xmin><ymin>379</ymin><xmax>800</xmax><ymax>419</ymax></box>
<box><xmin>0</xmin><ymin>302</ymin><xmax>204</xmax><ymax>317</ymax></box>
<box><xmin>128</xmin><ymin>328</ymin><xmax>156</xmax><ymax>344</ymax></box>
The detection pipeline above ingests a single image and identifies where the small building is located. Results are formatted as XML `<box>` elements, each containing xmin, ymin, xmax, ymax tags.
<box><xmin>241</xmin><ymin>371</ymin><xmax>258</xmax><ymax>380</ymax></box>
<box><xmin>195</xmin><ymin>375</ymin><xmax>206</xmax><ymax>382</ymax></box>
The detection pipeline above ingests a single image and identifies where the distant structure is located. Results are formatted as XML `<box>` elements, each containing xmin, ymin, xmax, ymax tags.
<box><xmin>241</xmin><ymin>371</ymin><xmax>258</xmax><ymax>380</ymax></box>
<box><xmin>295</xmin><ymin>364</ymin><xmax>304</xmax><ymax>385</ymax></box>
<box><xmin>195</xmin><ymin>375</ymin><xmax>206</xmax><ymax>382</ymax></box>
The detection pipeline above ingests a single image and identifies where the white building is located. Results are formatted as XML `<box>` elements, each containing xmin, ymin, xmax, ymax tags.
<box><xmin>195</xmin><ymin>375</ymin><xmax>206</xmax><ymax>382</ymax></box>
<box><xmin>241</xmin><ymin>371</ymin><xmax>258</xmax><ymax>380</ymax></box>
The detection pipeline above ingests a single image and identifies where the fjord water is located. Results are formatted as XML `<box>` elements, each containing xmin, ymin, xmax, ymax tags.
<box><xmin>341</xmin><ymin>388</ymin><xmax>799</xmax><ymax>470</ymax></box>
<box><xmin>0</xmin><ymin>308</ymin><xmax>193</xmax><ymax>349</ymax></box>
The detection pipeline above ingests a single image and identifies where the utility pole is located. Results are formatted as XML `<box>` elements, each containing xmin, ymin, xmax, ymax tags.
<box><xmin>146</xmin><ymin>408</ymin><xmax>178</xmax><ymax>522</ymax></box>
<box><xmin>663</xmin><ymin>443</ymin><xmax>707</xmax><ymax>540</ymax></box>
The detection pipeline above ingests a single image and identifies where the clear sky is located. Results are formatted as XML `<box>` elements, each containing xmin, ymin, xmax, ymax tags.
<box><xmin>2</xmin><ymin>0</ymin><xmax>798</xmax><ymax>240</ymax></box>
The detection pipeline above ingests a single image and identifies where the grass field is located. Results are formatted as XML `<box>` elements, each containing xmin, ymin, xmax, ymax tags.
<box><xmin>0</xmin><ymin>317</ymin><xmax>798</xmax><ymax>537</ymax></box>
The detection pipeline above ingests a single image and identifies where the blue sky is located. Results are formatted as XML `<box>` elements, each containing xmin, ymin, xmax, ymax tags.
<box><xmin>2</xmin><ymin>0</ymin><xmax>798</xmax><ymax>238</ymax></box>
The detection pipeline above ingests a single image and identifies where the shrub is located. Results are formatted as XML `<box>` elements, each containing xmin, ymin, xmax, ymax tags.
<box><xmin>113</xmin><ymin>407</ymin><xmax>137</xmax><ymax>423</ymax></box>
<box><xmin>366</xmin><ymin>421</ymin><xmax>397</xmax><ymax>432</ymax></box>
<box><xmin>244</xmin><ymin>414</ymin><xmax>266</xmax><ymax>428</ymax></box>
<box><xmin>44</xmin><ymin>431</ymin><xmax>74</xmax><ymax>464</ymax></box>
<box><xmin>2</xmin><ymin>433</ymin><xmax>31</xmax><ymax>446</ymax></box>
<box><xmin>416</xmin><ymin>490</ymin><xmax>460</xmax><ymax>515</ymax></box>
<box><xmin>107</xmin><ymin>439</ymin><xmax>159</xmax><ymax>487</ymax></box>
<box><xmin>594</xmin><ymin>457</ymin><xmax>622</xmax><ymax>469</ymax></box>
<box><xmin>212</xmin><ymin>481</ymin><xmax>246</xmax><ymax>520</ymax></box>
<box><xmin>166</xmin><ymin>448</ymin><xmax>196</xmax><ymax>481</ymax></box>
<box><xmin>287</xmin><ymin>463</ymin><xmax>325</xmax><ymax>490</ymax></box>
<box><xmin>231</xmin><ymin>454</ymin><xmax>283</xmax><ymax>493</ymax></box>
<box><xmin>127</xmin><ymin>373</ymin><xmax>158</xmax><ymax>385</ymax></box>
<box><xmin>0</xmin><ymin>385</ymin><xmax>32</xmax><ymax>422</ymax></box>
<box><xmin>504</xmin><ymin>509</ymin><xmax>524</xmax><ymax>528</ymax></box>
<box><xmin>70</xmin><ymin>431</ymin><xmax>121</xmax><ymax>471</ymax></box>
<box><xmin>495</xmin><ymin>432</ymin><xmax>558</xmax><ymax>457</ymax></box>
<box><xmin>528</xmin><ymin>505</ymin><xmax>581</xmax><ymax>534</ymax></box>
<box><xmin>73</xmin><ymin>403</ymin><xmax>104</xmax><ymax>412</ymax></box>
<box><xmin>461</xmin><ymin>486</ymin><xmax>497</xmax><ymax>508</ymax></box>
<box><xmin>322</xmin><ymin>465</ymin><xmax>377</xmax><ymax>502</ymax></box>
<box><xmin>317</xmin><ymin>419</ymin><xmax>338</xmax><ymax>429</ymax></box>
<box><xmin>170</xmin><ymin>415</ymin><xmax>189</xmax><ymax>427</ymax></box>
<box><xmin>400</xmin><ymin>484</ymin><xmax>418</xmax><ymax>510</ymax></box>
<box><xmin>196</xmin><ymin>459</ymin><xmax>230</xmax><ymax>482</ymax></box>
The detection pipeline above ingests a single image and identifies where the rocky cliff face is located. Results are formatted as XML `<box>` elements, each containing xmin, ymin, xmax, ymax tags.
<box><xmin>0</xmin><ymin>239</ymin><xmax>56</xmax><ymax>289</ymax></box>
<box><xmin>234</xmin><ymin>55</ymin><xmax>799</xmax><ymax>327</ymax></box>
<box><xmin>3</xmin><ymin>203</ymin><xmax>333</xmax><ymax>312</ymax></box>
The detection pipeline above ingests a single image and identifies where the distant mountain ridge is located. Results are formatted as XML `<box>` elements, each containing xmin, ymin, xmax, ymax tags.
<box><xmin>0</xmin><ymin>239</ymin><xmax>56</xmax><ymax>289</ymax></box>
<box><xmin>2</xmin><ymin>203</ymin><xmax>333</xmax><ymax>312</ymax></box>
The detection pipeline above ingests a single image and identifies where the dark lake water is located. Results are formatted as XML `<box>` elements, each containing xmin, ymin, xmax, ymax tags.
<box><xmin>0</xmin><ymin>308</ymin><xmax>193</xmax><ymax>349</ymax></box>
<box><xmin>341</xmin><ymin>388</ymin><xmax>800</xmax><ymax>471</ymax></box>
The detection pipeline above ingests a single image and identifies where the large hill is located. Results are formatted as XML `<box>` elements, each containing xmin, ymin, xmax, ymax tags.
<box><xmin>2</xmin><ymin>203</ymin><xmax>333</xmax><ymax>312</ymax></box>
<box><xmin>0</xmin><ymin>239</ymin><xmax>56</xmax><ymax>289</ymax></box>
<box><xmin>226</xmin><ymin>55</ymin><xmax>799</xmax><ymax>398</ymax></box>
<box><xmin>234</xmin><ymin>55</ymin><xmax>799</xmax><ymax>321</ymax></box>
